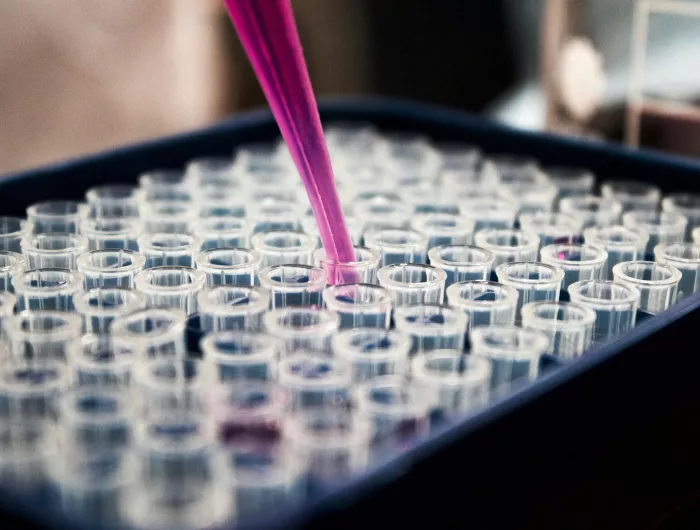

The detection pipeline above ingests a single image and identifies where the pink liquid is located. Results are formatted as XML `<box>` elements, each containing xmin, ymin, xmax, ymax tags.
<box><xmin>222</xmin><ymin>0</ymin><xmax>355</xmax><ymax>275</ymax></box>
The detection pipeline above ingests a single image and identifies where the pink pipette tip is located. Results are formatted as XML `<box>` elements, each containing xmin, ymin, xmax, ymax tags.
<box><xmin>222</xmin><ymin>0</ymin><xmax>356</xmax><ymax>283</ymax></box>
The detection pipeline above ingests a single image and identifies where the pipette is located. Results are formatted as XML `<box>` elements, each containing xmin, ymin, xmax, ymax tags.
<box><xmin>222</xmin><ymin>0</ymin><xmax>356</xmax><ymax>280</ymax></box>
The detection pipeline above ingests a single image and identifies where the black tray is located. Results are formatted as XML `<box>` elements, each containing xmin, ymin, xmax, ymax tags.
<box><xmin>2</xmin><ymin>98</ymin><xmax>700</xmax><ymax>530</ymax></box>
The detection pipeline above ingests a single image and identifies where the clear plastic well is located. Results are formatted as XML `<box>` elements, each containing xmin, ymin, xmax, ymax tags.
<box><xmin>568</xmin><ymin>280</ymin><xmax>640</xmax><ymax>343</ymax></box>
<box><xmin>195</xmin><ymin>248</ymin><xmax>260</xmax><ymax>287</ymax></box>
<box><xmin>521</xmin><ymin>301</ymin><xmax>596</xmax><ymax>360</ymax></box>
<box><xmin>612</xmin><ymin>260</ymin><xmax>681</xmax><ymax>314</ymax></box>
<box><xmin>445</xmin><ymin>280</ymin><xmax>519</xmax><ymax>331</ymax></box>
<box><xmin>428</xmin><ymin>245</ymin><xmax>494</xmax><ymax>287</ymax></box>
<box><xmin>393</xmin><ymin>304</ymin><xmax>468</xmax><ymax>355</ymax></box>
<box><xmin>654</xmin><ymin>243</ymin><xmax>700</xmax><ymax>300</ymax></box>
<box><xmin>76</xmin><ymin>249</ymin><xmax>146</xmax><ymax>289</ymax></box>
<box><xmin>473</xmin><ymin>228</ymin><xmax>540</xmax><ymax>267</ymax></box>
<box><xmin>259</xmin><ymin>265</ymin><xmax>326</xmax><ymax>309</ymax></box>
<box><xmin>377</xmin><ymin>263</ymin><xmax>446</xmax><ymax>307</ymax></box>
<box><xmin>470</xmin><ymin>326</ymin><xmax>548</xmax><ymax>396</ymax></box>
<box><xmin>323</xmin><ymin>283</ymin><xmax>392</xmax><ymax>329</ymax></box>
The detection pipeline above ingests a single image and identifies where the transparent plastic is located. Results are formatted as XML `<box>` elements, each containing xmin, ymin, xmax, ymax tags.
<box><xmin>285</xmin><ymin>407</ymin><xmax>371</xmax><ymax>486</ymax></box>
<box><xmin>352</xmin><ymin>196</ymin><xmax>412</xmax><ymax>233</ymax></box>
<box><xmin>323</xmin><ymin>283</ymin><xmax>392</xmax><ymax>329</ymax></box>
<box><xmin>110</xmin><ymin>308</ymin><xmax>187</xmax><ymax>359</ymax></box>
<box><xmin>122</xmin><ymin>428</ymin><xmax>228</xmax><ymax>530</ymax></box>
<box><xmin>22</xmin><ymin>233</ymin><xmax>88</xmax><ymax>270</ymax></box>
<box><xmin>521</xmin><ymin>301</ymin><xmax>596</xmax><ymax>360</ymax></box>
<box><xmin>77</xmin><ymin>249</ymin><xmax>146</xmax><ymax>289</ymax></box>
<box><xmin>236</xmin><ymin>142</ymin><xmax>296</xmax><ymax>179</ymax></box>
<box><xmin>428</xmin><ymin>245</ymin><xmax>495</xmax><ymax>287</ymax></box>
<box><xmin>213</xmin><ymin>383</ymin><xmax>299</xmax><ymax>518</ymax></box>
<box><xmin>377</xmin><ymin>263</ymin><xmax>446</xmax><ymax>307</ymax></box>
<box><xmin>80</xmin><ymin>218</ymin><xmax>142</xmax><ymax>251</ymax></box>
<box><xmin>324</xmin><ymin>123</ymin><xmax>385</xmax><ymax>163</ymax></box>
<box><xmin>137</xmin><ymin>233</ymin><xmax>199</xmax><ymax>268</ymax></box>
<box><xmin>622</xmin><ymin>211</ymin><xmax>687</xmax><ymax>255</ymax></box>
<box><xmin>547</xmin><ymin>166</ymin><xmax>595</xmax><ymax>205</ymax></box>
<box><xmin>13</xmin><ymin>268</ymin><xmax>83</xmax><ymax>312</ymax></box>
<box><xmin>501</xmin><ymin>180</ymin><xmax>558</xmax><ymax>214</ymax></box>
<box><xmin>0</xmin><ymin>292</ymin><xmax>16</xmax><ymax>351</ymax></box>
<box><xmin>211</xmin><ymin>382</ymin><xmax>288</xmax><ymax>455</ymax></box>
<box><xmin>49</xmin><ymin>452</ymin><xmax>132</xmax><ymax>525</ymax></box>
<box><xmin>195</xmin><ymin>248</ymin><xmax>260</xmax><ymax>286</ymax></box>
<box><xmin>248</xmin><ymin>198</ymin><xmax>305</xmax><ymax>234</ymax></box>
<box><xmin>195</xmin><ymin>189</ymin><xmax>246</xmax><ymax>219</ymax></box>
<box><xmin>470</xmin><ymin>326</ymin><xmax>549</xmax><ymax>396</ymax></box>
<box><xmin>135</xmin><ymin>266</ymin><xmax>206</xmax><ymax>315</ymax></box>
<box><xmin>140</xmin><ymin>200</ymin><xmax>197</xmax><ymax>234</ymax></box>
<box><xmin>381</xmin><ymin>132</ymin><xmax>441</xmax><ymax>181</ymax></box>
<box><xmin>0</xmin><ymin>421</ymin><xmax>56</xmax><ymax>492</ymax></box>
<box><xmin>4</xmin><ymin>310</ymin><xmax>79</xmax><ymax>364</ymax></box>
<box><xmin>411</xmin><ymin>350</ymin><xmax>491</xmax><ymax>416</ymax></box>
<box><xmin>495</xmin><ymin>262</ymin><xmax>564</xmax><ymax>322</ymax></box>
<box><xmin>193</xmin><ymin>217</ymin><xmax>251</xmax><ymax>251</ymax></box>
<box><xmin>457</xmin><ymin>196</ymin><xmax>517</xmax><ymax>231</ymax></box>
<box><xmin>278</xmin><ymin>354</ymin><xmax>352</xmax><ymax>410</ymax></box>
<box><xmin>0</xmin><ymin>251</ymin><xmax>26</xmax><ymax>292</ymax></box>
<box><xmin>410</xmin><ymin>213</ymin><xmax>475</xmax><ymax>249</ymax></box>
<box><xmin>264</xmin><ymin>307</ymin><xmax>339</xmax><ymax>356</ymax></box>
<box><xmin>601</xmin><ymin>180</ymin><xmax>661</xmax><ymax>212</ymax></box>
<box><xmin>314</xmin><ymin>246</ymin><xmax>381</xmax><ymax>286</ymax></box>
<box><xmin>201</xmin><ymin>331</ymin><xmax>278</xmax><ymax>382</ymax></box>
<box><xmin>403</xmin><ymin>188</ymin><xmax>459</xmax><ymax>216</ymax></box>
<box><xmin>662</xmin><ymin>192</ymin><xmax>700</xmax><ymax>237</ymax></box>
<box><xmin>355</xmin><ymin>375</ymin><xmax>431</xmax><ymax>452</ymax></box>
<box><xmin>0</xmin><ymin>360</ymin><xmax>70</xmax><ymax>420</ymax></box>
<box><xmin>197</xmin><ymin>285</ymin><xmax>270</xmax><ymax>332</ymax></box>
<box><xmin>518</xmin><ymin>211</ymin><xmax>584</xmax><ymax>248</ymax></box>
<box><xmin>332</xmin><ymin>328</ymin><xmax>412</xmax><ymax>382</ymax></box>
<box><xmin>473</xmin><ymin>228</ymin><xmax>540</xmax><ymax>267</ymax></box>
<box><xmin>568</xmin><ymin>280</ymin><xmax>640</xmax><ymax>343</ymax></box>
<box><xmin>251</xmin><ymin>231</ymin><xmax>317</xmax><ymax>268</ymax></box>
<box><xmin>612</xmin><ymin>261</ymin><xmax>681</xmax><ymax>314</ymax></box>
<box><xmin>27</xmin><ymin>200</ymin><xmax>87</xmax><ymax>234</ymax></box>
<box><xmin>437</xmin><ymin>142</ymin><xmax>481</xmax><ymax>174</ymax></box>
<box><xmin>75</xmin><ymin>333</ymin><xmax>136</xmax><ymax>388</ymax></box>
<box><xmin>334</xmin><ymin>160</ymin><xmax>397</xmax><ymax>196</ymax></box>
<box><xmin>185</xmin><ymin>156</ymin><xmax>237</xmax><ymax>188</ymax></box>
<box><xmin>85</xmin><ymin>184</ymin><xmax>143</xmax><ymax>219</ymax></box>
<box><xmin>0</xmin><ymin>217</ymin><xmax>31</xmax><ymax>252</ymax></box>
<box><xmin>488</xmin><ymin>154</ymin><xmax>543</xmax><ymax>185</ymax></box>
<box><xmin>393</xmin><ymin>304</ymin><xmax>468</xmax><ymax>355</ymax></box>
<box><xmin>73</xmin><ymin>287</ymin><xmax>147</xmax><ymax>333</ymax></box>
<box><xmin>133</xmin><ymin>357</ymin><xmax>213</xmax><ymax>418</ymax></box>
<box><xmin>559</xmin><ymin>195</ymin><xmax>623</xmax><ymax>229</ymax></box>
<box><xmin>363</xmin><ymin>229</ymin><xmax>428</xmax><ymax>267</ymax></box>
<box><xmin>583</xmin><ymin>225</ymin><xmax>649</xmax><ymax>279</ymax></box>
<box><xmin>450</xmin><ymin>182</ymin><xmax>503</xmax><ymax>204</ymax></box>
<box><xmin>654</xmin><ymin>243</ymin><xmax>700</xmax><ymax>300</ymax></box>
<box><xmin>58</xmin><ymin>387</ymin><xmax>132</xmax><ymax>455</ymax></box>
<box><xmin>445</xmin><ymin>280</ymin><xmax>519</xmax><ymax>331</ymax></box>
<box><xmin>259</xmin><ymin>265</ymin><xmax>326</xmax><ymax>308</ymax></box>
<box><xmin>540</xmin><ymin>244</ymin><xmax>608</xmax><ymax>290</ymax></box>
<box><xmin>138</xmin><ymin>169</ymin><xmax>191</xmax><ymax>202</ymax></box>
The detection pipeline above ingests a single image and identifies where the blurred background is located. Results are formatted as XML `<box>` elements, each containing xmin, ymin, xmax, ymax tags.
<box><xmin>1</xmin><ymin>0</ymin><xmax>700</xmax><ymax>174</ymax></box>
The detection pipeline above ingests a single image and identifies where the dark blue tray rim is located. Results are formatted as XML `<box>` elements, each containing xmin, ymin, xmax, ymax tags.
<box><xmin>0</xmin><ymin>97</ymin><xmax>699</xmax><ymax>530</ymax></box>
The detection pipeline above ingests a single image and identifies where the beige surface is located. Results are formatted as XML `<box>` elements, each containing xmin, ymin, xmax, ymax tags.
<box><xmin>0</xmin><ymin>0</ymin><xmax>227</xmax><ymax>174</ymax></box>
